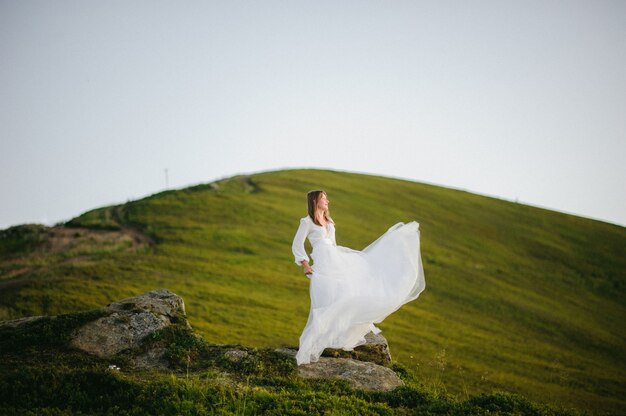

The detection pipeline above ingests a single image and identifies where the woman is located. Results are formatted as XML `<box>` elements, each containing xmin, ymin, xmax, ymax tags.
<box><xmin>292</xmin><ymin>190</ymin><xmax>426</xmax><ymax>365</ymax></box>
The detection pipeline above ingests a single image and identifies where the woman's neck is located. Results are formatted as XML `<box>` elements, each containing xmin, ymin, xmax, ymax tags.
<box><xmin>316</xmin><ymin>211</ymin><xmax>326</xmax><ymax>225</ymax></box>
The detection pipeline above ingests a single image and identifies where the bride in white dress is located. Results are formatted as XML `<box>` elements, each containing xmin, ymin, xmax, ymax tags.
<box><xmin>292</xmin><ymin>190</ymin><xmax>426</xmax><ymax>365</ymax></box>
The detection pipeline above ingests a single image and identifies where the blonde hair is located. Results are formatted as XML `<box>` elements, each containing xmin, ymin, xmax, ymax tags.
<box><xmin>307</xmin><ymin>190</ymin><xmax>333</xmax><ymax>226</ymax></box>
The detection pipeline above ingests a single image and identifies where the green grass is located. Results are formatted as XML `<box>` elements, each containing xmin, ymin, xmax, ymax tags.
<box><xmin>1</xmin><ymin>168</ymin><xmax>624</xmax><ymax>414</ymax></box>
<box><xmin>0</xmin><ymin>311</ymin><xmax>579</xmax><ymax>415</ymax></box>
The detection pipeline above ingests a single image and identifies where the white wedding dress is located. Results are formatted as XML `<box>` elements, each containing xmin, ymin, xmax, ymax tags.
<box><xmin>292</xmin><ymin>216</ymin><xmax>426</xmax><ymax>365</ymax></box>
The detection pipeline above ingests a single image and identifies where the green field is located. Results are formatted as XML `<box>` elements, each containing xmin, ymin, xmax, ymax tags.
<box><xmin>1</xmin><ymin>169</ymin><xmax>624</xmax><ymax>414</ymax></box>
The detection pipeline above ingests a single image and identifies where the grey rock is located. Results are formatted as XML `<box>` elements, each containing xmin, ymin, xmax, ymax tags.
<box><xmin>298</xmin><ymin>357</ymin><xmax>404</xmax><ymax>391</ymax></box>
<box><xmin>274</xmin><ymin>346</ymin><xmax>403</xmax><ymax>392</ymax></box>
<box><xmin>274</xmin><ymin>347</ymin><xmax>297</xmax><ymax>357</ymax></box>
<box><xmin>106</xmin><ymin>288</ymin><xmax>187</xmax><ymax>318</ymax></box>
<box><xmin>322</xmin><ymin>332</ymin><xmax>393</xmax><ymax>367</ymax></box>
<box><xmin>70</xmin><ymin>289</ymin><xmax>187</xmax><ymax>358</ymax></box>
<box><xmin>224</xmin><ymin>349</ymin><xmax>249</xmax><ymax>362</ymax></box>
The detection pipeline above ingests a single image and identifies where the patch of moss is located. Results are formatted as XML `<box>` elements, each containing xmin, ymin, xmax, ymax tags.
<box><xmin>0</xmin><ymin>309</ymin><xmax>105</xmax><ymax>353</ymax></box>
<box><xmin>148</xmin><ymin>326</ymin><xmax>298</xmax><ymax>378</ymax></box>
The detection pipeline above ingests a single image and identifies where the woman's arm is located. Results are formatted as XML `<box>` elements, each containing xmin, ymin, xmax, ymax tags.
<box><xmin>292</xmin><ymin>218</ymin><xmax>310</xmax><ymax>266</ymax></box>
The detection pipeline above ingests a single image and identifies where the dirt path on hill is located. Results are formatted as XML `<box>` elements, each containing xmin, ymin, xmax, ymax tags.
<box><xmin>0</xmin><ymin>222</ymin><xmax>154</xmax><ymax>290</ymax></box>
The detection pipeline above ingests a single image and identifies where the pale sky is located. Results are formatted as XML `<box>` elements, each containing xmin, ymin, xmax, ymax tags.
<box><xmin>1</xmin><ymin>0</ymin><xmax>625</xmax><ymax>229</ymax></box>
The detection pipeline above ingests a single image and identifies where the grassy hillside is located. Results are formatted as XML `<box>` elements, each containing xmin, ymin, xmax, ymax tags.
<box><xmin>0</xmin><ymin>303</ymin><xmax>574</xmax><ymax>416</ymax></box>
<box><xmin>1</xmin><ymin>169</ymin><xmax>625</xmax><ymax>414</ymax></box>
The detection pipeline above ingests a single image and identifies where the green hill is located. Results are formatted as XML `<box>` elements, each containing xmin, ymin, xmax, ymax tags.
<box><xmin>1</xmin><ymin>169</ymin><xmax>625</xmax><ymax>414</ymax></box>
<box><xmin>0</xmin><ymin>289</ymin><xmax>575</xmax><ymax>416</ymax></box>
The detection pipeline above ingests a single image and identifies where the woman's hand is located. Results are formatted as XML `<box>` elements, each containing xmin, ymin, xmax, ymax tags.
<box><xmin>301</xmin><ymin>260</ymin><xmax>314</xmax><ymax>277</ymax></box>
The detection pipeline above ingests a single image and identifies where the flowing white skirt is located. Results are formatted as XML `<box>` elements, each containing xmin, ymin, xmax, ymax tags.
<box><xmin>296</xmin><ymin>221</ymin><xmax>426</xmax><ymax>365</ymax></box>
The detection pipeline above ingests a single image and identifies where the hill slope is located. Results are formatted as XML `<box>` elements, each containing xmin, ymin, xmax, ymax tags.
<box><xmin>0</xmin><ymin>289</ymin><xmax>574</xmax><ymax>416</ymax></box>
<box><xmin>1</xmin><ymin>169</ymin><xmax>625</xmax><ymax>414</ymax></box>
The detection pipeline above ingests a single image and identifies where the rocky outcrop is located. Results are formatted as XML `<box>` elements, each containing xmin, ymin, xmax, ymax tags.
<box><xmin>2</xmin><ymin>289</ymin><xmax>405</xmax><ymax>392</ymax></box>
<box><xmin>70</xmin><ymin>289</ymin><xmax>187</xmax><ymax>358</ymax></box>
<box><xmin>273</xmin><ymin>331</ymin><xmax>399</xmax><ymax>390</ymax></box>
<box><xmin>299</xmin><ymin>356</ymin><xmax>403</xmax><ymax>391</ymax></box>
<box><xmin>322</xmin><ymin>332</ymin><xmax>392</xmax><ymax>367</ymax></box>
<box><xmin>276</xmin><ymin>343</ymin><xmax>403</xmax><ymax>392</ymax></box>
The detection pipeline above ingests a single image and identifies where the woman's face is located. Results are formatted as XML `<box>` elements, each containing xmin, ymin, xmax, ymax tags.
<box><xmin>318</xmin><ymin>193</ymin><xmax>329</xmax><ymax>211</ymax></box>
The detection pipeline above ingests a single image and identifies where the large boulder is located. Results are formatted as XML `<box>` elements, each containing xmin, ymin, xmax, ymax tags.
<box><xmin>70</xmin><ymin>289</ymin><xmax>187</xmax><ymax>358</ymax></box>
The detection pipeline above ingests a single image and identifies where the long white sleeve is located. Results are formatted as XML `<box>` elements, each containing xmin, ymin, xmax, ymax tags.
<box><xmin>292</xmin><ymin>218</ymin><xmax>310</xmax><ymax>265</ymax></box>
